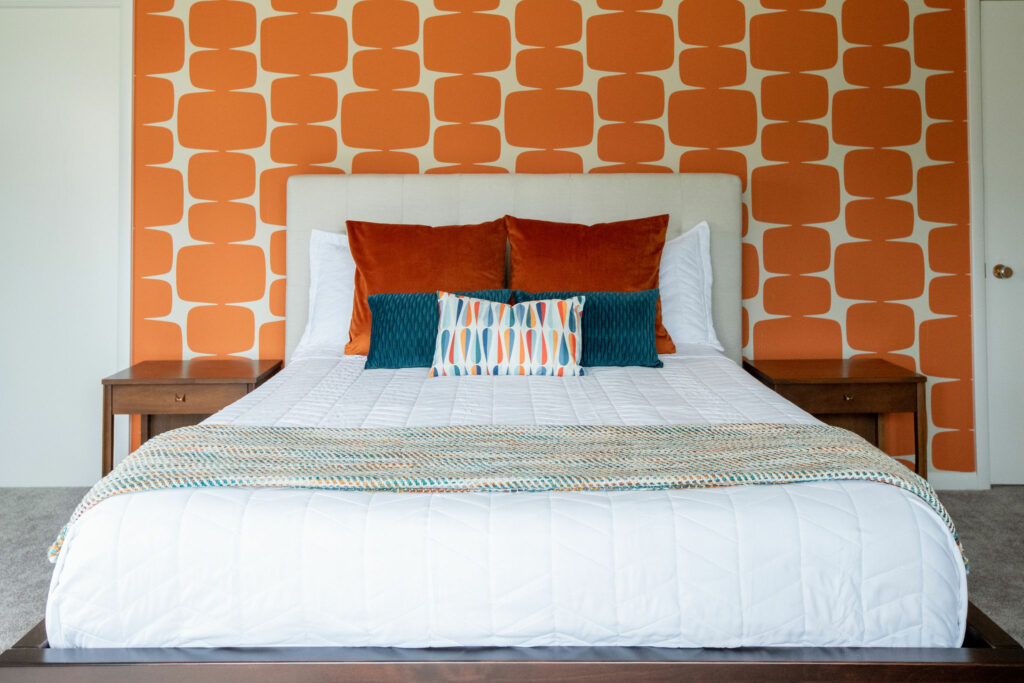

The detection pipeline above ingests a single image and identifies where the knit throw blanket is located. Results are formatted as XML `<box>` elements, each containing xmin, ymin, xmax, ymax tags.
<box><xmin>49</xmin><ymin>423</ymin><xmax>965</xmax><ymax>566</ymax></box>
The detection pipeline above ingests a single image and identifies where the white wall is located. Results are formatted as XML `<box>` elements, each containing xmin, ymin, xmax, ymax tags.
<box><xmin>0</xmin><ymin>4</ymin><xmax>127</xmax><ymax>486</ymax></box>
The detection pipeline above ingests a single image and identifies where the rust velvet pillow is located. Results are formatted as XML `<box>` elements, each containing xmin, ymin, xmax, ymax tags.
<box><xmin>505</xmin><ymin>214</ymin><xmax>676</xmax><ymax>354</ymax></box>
<box><xmin>344</xmin><ymin>218</ymin><xmax>507</xmax><ymax>355</ymax></box>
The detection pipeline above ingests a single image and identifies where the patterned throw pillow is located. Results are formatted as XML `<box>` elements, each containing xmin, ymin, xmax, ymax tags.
<box><xmin>513</xmin><ymin>290</ymin><xmax>662</xmax><ymax>368</ymax></box>
<box><xmin>429</xmin><ymin>292</ymin><xmax>585</xmax><ymax>377</ymax></box>
<box><xmin>365</xmin><ymin>290</ymin><xmax>511</xmax><ymax>369</ymax></box>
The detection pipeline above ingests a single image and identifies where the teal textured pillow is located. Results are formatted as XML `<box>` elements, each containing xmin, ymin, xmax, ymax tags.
<box><xmin>366</xmin><ymin>290</ymin><xmax>511</xmax><ymax>369</ymax></box>
<box><xmin>513</xmin><ymin>290</ymin><xmax>663</xmax><ymax>368</ymax></box>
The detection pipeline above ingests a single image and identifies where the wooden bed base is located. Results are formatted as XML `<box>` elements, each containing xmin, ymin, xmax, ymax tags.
<box><xmin>2</xmin><ymin>602</ymin><xmax>1021</xmax><ymax>682</ymax></box>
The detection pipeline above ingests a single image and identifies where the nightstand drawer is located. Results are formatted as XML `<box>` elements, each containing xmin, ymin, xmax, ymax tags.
<box><xmin>110</xmin><ymin>383</ymin><xmax>246</xmax><ymax>415</ymax></box>
<box><xmin>774</xmin><ymin>382</ymin><xmax>918</xmax><ymax>414</ymax></box>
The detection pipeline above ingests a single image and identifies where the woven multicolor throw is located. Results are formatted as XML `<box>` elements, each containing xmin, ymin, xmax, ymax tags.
<box><xmin>49</xmin><ymin>423</ymin><xmax>965</xmax><ymax>567</ymax></box>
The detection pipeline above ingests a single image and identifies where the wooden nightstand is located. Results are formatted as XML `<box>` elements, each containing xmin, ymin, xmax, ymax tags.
<box><xmin>101</xmin><ymin>359</ymin><xmax>282</xmax><ymax>476</ymax></box>
<box><xmin>743</xmin><ymin>358</ymin><xmax>928</xmax><ymax>479</ymax></box>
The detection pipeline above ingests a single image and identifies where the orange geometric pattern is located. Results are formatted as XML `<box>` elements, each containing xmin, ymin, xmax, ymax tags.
<box><xmin>132</xmin><ymin>1</ymin><xmax>974</xmax><ymax>473</ymax></box>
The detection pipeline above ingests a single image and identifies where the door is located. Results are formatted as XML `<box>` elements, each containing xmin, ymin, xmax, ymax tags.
<box><xmin>981</xmin><ymin>1</ymin><xmax>1024</xmax><ymax>483</ymax></box>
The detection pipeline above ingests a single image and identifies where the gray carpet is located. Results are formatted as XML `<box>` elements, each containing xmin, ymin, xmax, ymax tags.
<box><xmin>1</xmin><ymin>486</ymin><xmax>1021</xmax><ymax>650</ymax></box>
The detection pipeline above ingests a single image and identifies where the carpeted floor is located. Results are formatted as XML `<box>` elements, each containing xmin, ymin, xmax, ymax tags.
<box><xmin>1</xmin><ymin>486</ymin><xmax>1021</xmax><ymax>650</ymax></box>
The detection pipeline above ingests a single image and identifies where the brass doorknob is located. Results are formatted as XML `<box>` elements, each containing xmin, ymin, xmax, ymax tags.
<box><xmin>993</xmin><ymin>264</ymin><xmax>1014</xmax><ymax>279</ymax></box>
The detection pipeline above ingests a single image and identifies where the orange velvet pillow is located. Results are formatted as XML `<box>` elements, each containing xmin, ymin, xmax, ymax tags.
<box><xmin>344</xmin><ymin>219</ymin><xmax>507</xmax><ymax>355</ymax></box>
<box><xmin>506</xmin><ymin>214</ymin><xmax>676</xmax><ymax>354</ymax></box>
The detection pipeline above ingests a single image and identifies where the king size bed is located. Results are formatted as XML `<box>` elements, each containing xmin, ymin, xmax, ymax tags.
<box><xmin>3</xmin><ymin>174</ymin><xmax>1021</xmax><ymax>680</ymax></box>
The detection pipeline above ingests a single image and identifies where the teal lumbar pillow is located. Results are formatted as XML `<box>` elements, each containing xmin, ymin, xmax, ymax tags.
<box><xmin>513</xmin><ymin>289</ymin><xmax>663</xmax><ymax>368</ymax></box>
<box><xmin>365</xmin><ymin>290</ymin><xmax>511</xmax><ymax>369</ymax></box>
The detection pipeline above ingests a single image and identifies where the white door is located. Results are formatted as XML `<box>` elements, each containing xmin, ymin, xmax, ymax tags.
<box><xmin>981</xmin><ymin>1</ymin><xmax>1024</xmax><ymax>483</ymax></box>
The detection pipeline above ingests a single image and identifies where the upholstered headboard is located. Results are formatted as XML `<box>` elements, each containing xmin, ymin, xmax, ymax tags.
<box><xmin>285</xmin><ymin>174</ymin><xmax>743</xmax><ymax>363</ymax></box>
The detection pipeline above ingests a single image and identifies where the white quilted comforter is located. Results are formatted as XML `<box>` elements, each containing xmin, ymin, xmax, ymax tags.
<box><xmin>46</xmin><ymin>347</ymin><xmax>967</xmax><ymax>648</ymax></box>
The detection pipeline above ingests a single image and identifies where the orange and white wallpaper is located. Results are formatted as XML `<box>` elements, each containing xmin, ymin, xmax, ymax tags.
<box><xmin>132</xmin><ymin>0</ymin><xmax>973</xmax><ymax>472</ymax></box>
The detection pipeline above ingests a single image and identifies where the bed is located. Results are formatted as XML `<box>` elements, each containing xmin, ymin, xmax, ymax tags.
<box><xmin>4</xmin><ymin>174</ymin><xmax>1022</xmax><ymax>679</ymax></box>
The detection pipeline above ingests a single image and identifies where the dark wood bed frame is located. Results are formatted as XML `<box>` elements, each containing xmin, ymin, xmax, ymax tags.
<box><xmin>3</xmin><ymin>602</ymin><xmax>1021</xmax><ymax>681</ymax></box>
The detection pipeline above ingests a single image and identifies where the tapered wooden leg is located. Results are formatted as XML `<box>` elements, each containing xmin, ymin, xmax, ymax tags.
<box><xmin>101</xmin><ymin>385</ymin><xmax>113</xmax><ymax>477</ymax></box>
<box><xmin>915</xmin><ymin>382</ymin><xmax>928</xmax><ymax>480</ymax></box>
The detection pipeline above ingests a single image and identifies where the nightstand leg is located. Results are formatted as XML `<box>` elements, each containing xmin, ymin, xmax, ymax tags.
<box><xmin>101</xmin><ymin>385</ymin><xmax>113</xmax><ymax>477</ymax></box>
<box><xmin>915</xmin><ymin>383</ymin><xmax>928</xmax><ymax>480</ymax></box>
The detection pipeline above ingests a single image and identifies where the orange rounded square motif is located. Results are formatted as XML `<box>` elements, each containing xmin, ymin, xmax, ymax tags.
<box><xmin>434</xmin><ymin>124</ymin><xmax>501</xmax><ymax>164</ymax></box>
<box><xmin>261</xmin><ymin>13</ymin><xmax>348</xmax><ymax>75</ymax></box>
<box><xmin>931</xmin><ymin>380</ymin><xmax>973</xmax><ymax>430</ymax></box>
<box><xmin>914</xmin><ymin>7</ymin><xmax>966</xmax><ymax>72</ymax></box>
<box><xmin>760</xmin><ymin>73</ymin><xmax>829</xmax><ymax>122</ymax></box>
<box><xmin>677</xmin><ymin>0</ymin><xmax>745</xmax><ymax>47</ymax></box>
<box><xmin>189</xmin><ymin>0</ymin><xmax>257</xmax><ymax>50</ymax></box>
<box><xmin>435</xmin><ymin>0</ymin><xmax>499</xmax><ymax>10</ymax></box>
<box><xmin>842</xmin><ymin>0</ymin><xmax>909</xmax><ymax>46</ymax></box>
<box><xmin>843</xmin><ymin>148</ymin><xmax>913</xmax><ymax>198</ymax></box>
<box><xmin>926</xmin><ymin>121</ymin><xmax>967</xmax><ymax>163</ymax></box>
<box><xmin>752</xmin><ymin>316</ymin><xmax>843</xmax><ymax>360</ymax></box>
<box><xmin>132</xmin><ymin>319</ymin><xmax>182</xmax><ymax>361</ymax></box>
<box><xmin>423</xmin><ymin>12</ymin><xmax>510</xmax><ymax>75</ymax></box>
<box><xmin>667</xmin><ymin>88</ymin><xmax>757</xmax><ymax>149</ymax></box>
<box><xmin>271</xmin><ymin>125</ymin><xmax>337</xmax><ymax>165</ymax></box>
<box><xmin>259</xmin><ymin>320</ymin><xmax>287</xmax><ymax>361</ymax></box>
<box><xmin>931</xmin><ymin>429</ymin><xmax>975</xmax><ymax>473</ymax></box>
<box><xmin>598</xmin><ymin>74</ymin><xmax>663</xmax><ymax>123</ymax></box>
<box><xmin>270</xmin><ymin>229</ymin><xmax>286</xmax><ymax>275</ymax></box>
<box><xmin>134</xmin><ymin>277</ymin><xmax>173</xmax><ymax>320</ymax></box>
<box><xmin>271</xmin><ymin>76</ymin><xmax>338</xmax><ymax>124</ymax></box>
<box><xmin>761</xmin><ymin>226</ymin><xmax>831</xmax><ymax>276</ymax></box>
<box><xmin>750</xmin><ymin>164</ymin><xmax>839</xmax><ymax>226</ymax></box>
<box><xmin>341</xmin><ymin>90</ymin><xmax>430</xmax><ymax>150</ymax></box>
<box><xmin>134</xmin><ymin>167</ymin><xmax>183</xmax><ymax>229</ymax></box>
<box><xmin>598</xmin><ymin>123</ymin><xmax>663</xmax><ymax>163</ymax></box>
<box><xmin>586</xmin><ymin>11</ymin><xmax>674</xmax><ymax>74</ymax></box>
<box><xmin>845</xmin><ymin>199</ymin><xmax>914</xmax><ymax>240</ymax></box>
<box><xmin>272</xmin><ymin>0</ymin><xmax>337</xmax><ymax>10</ymax></box>
<box><xmin>352</xmin><ymin>151</ymin><xmax>420</xmax><ymax>173</ymax></box>
<box><xmin>352</xmin><ymin>0</ymin><xmax>419</xmax><ymax>48</ymax></box>
<box><xmin>843</xmin><ymin>46</ymin><xmax>910</xmax><ymax>88</ymax></box>
<box><xmin>188</xmin><ymin>152</ymin><xmax>255</xmax><ymax>201</ymax></box>
<box><xmin>189</xmin><ymin>202</ymin><xmax>256</xmax><ymax>243</ymax></box>
<box><xmin>352</xmin><ymin>49</ymin><xmax>420</xmax><ymax>90</ymax></box>
<box><xmin>177</xmin><ymin>244</ymin><xmax>266</xmax><ymax>304</ymax></box>
<box><xmin>678</xmin><ymin>47</ymin><xmax>746</xmax><ymax>89</ymax></box>
<box><xmin>515</xmin><ymin>150</ymin><xmax>583</xmax><ymax>173</ymax></box>
<box><xmin>750</xmin><ymin>11</ymin><xmax>837</xmax><ymax>73</ymax></box>
<box><xmin>918</xmin><ymin>162</ymin><xmax>969</xmax><ymax>225</ymax></box>
<box><xmin>834</xmin><ymin>241</ymin><xmax>924</xmax><ymax>302</ymax></box>
<box><xmin>515</xmin><ymin>0</ymin><xmax>582</xmax><ymax>47</ymax></box>
<box><xmin>134</xmin><ymin>77</ymin><xmax>175</xmax><ymax>125</ymax></box>
<box><xmin>761</xmin><ymin>123</ymin><xmax>828</xmax><ymax>163</ymax></box>
<box><xmin>763</xmin><ymin>275</ymin><xmax>830</xmax><ymax>316</ymax></box>
<box><xmin>832</xmin><ymin>88</ymin><xmax>921</xmax><ymax>148</ymax></box>
<box><xmin>133</xmin><ymin>227</ymin><xmax>174</xmax><ymax>277</ymax></box>
<box><xmin>187</xmin><ymin>305</ymin><xmax>255</xmax><ymax>356</ymax></box>
<box><xmin>505</xmin><ymin>89</ymin><xmax>594</xmax><ymax>150</ymax></box>
<box><xmin>517</xmin><ymin>48</ymin><xmax>583</xmax><ymax>90</ymax></box>
<box><xmin>928</xmin><ymin>224</ymin><xmax>970</xmax><ymax>274</ymax></box>
<box><xmin>741</xmin><ymin>243</ymin><xmax>759</xmax><ymax>298</ymax></box>
<box><xmin>925</xmin><ymin>72</ymin><xmax>967</xmax><ymax>121</ymax></box>
<box><xmin>919</xmin><ymin>316</ymin><xmax>972</xmax><ymax>379</ymax></box>
<box><xmin>269</xmin><ymin>279</ymin><xmax>286</xmax><ymax>317</ymax></box>
<box><xmin>434</xmin><ymin>75</ymin><xmax>501</xmax><ymax>123</ymax></box>
<box><xmin>190</xmin><ymin>49</ymin><xmax>257</xmax><ymax>91</ymax></box>
<box><xmin>136</xmin><ymin>13</ymin><xmax>184</xmax><ymax>76</ymax></box>
<box><xmin>846</xmin><ymin>302</ymin><xmax>914</xmax><ymax>353</ymax></box>
<box><xmin>178</xmin><ymin>91</ymin><xmax>267</xmax><ymax>151</ymax></box>
<box><xmin>928</xmin><ymin>274</ymin><xmax>971</xmax><ymax>316</ymax></box>
<box><xmin>135</xmin><ymin>125</ymin><xmax>173</xmax><ymax>166</ymax></box>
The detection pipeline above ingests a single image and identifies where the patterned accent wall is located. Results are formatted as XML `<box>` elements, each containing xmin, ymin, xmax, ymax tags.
<box><xmin>132</xmin><ymin>0</ymin><xmax>974</xmax><ymax>472</ymax></box>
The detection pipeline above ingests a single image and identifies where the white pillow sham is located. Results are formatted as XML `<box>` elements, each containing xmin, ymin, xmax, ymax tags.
<box><xmin>659</xmin><ymin>221</ymin><xmax>723</xmax><ymax>351</ymax></box>
<box><xmin>290</xmin><ymin>229</ymin><xmax>356</xmax><ymax>360</ymax></box>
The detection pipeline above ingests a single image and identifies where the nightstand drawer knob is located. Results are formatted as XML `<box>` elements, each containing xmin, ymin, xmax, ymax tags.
<box><xmin>174</xmin><ymin>393</ymin><xmax>186</xmax><ymax>403</ymax></box>
<box><xmin>844</xmin><ymin>393</ymin><xmax>854</xmax><ymax>401</ymax></box>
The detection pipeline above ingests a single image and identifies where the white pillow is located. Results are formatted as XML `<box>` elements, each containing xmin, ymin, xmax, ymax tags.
<box><xmin>290</xmin><ymin>230</ymin><xmax>357</xmax><ymax>360</ymax></box>
<box><xmin>659</xmin><ymin>221</ymin><xmax>723</xmax><ymax>351</ymax></box>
